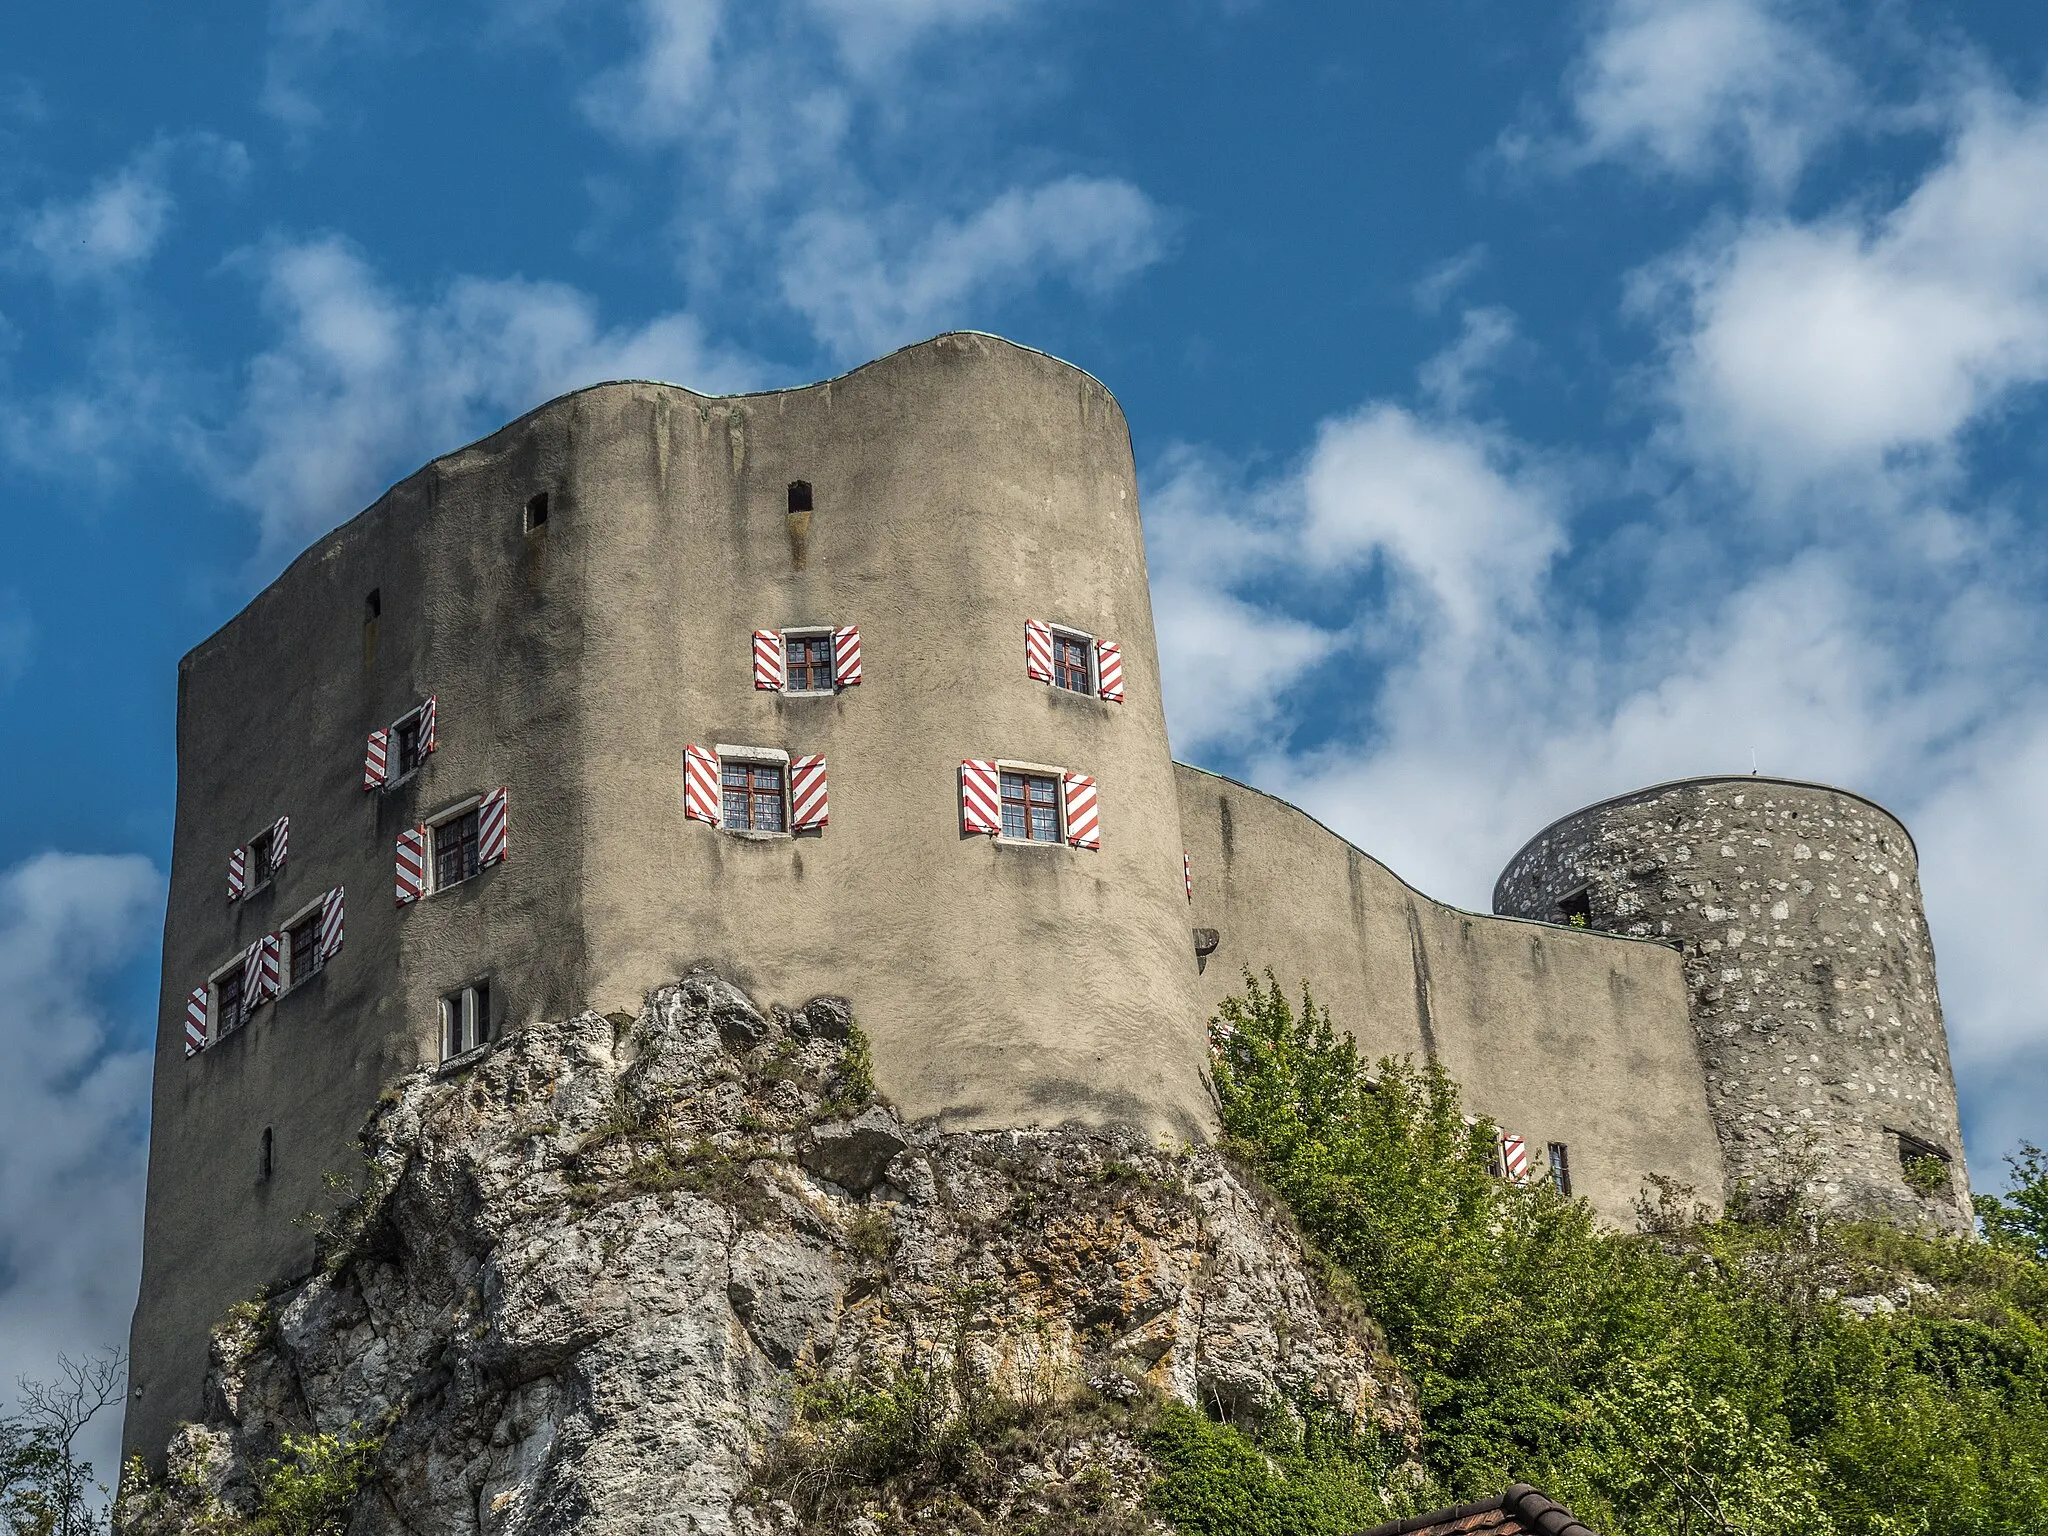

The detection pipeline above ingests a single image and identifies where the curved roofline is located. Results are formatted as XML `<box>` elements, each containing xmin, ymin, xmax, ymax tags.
<box><xmin>1173</xmin><ymin>760</ymin><xmax>1679</xmax><ymax>951</ymax></box>
<box><xmin>1493</xmin><ymin>773</ymin><xmax>1917</xmax><ymax>908</ymax></box>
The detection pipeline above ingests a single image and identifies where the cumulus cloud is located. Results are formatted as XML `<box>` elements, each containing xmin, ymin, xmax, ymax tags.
<box><xmin>0</xmin><ymin>853</ymin><xmax>162</xmax><ymax>1470</ymax></box>
<box><xmin>260</xmin><ymin>0</ymin><xmax>389</xmax><ymax>129</ymax></box>
<box><xmin>17</xmin><ymin>163</ymin><xmax>174</xmax><ymax>281</ymax></box>
<box><xmin>1521</xmin><ymin>0</ymin><xmax>1861</xmax><ymax>191</ymax></box>
<box><xmin>1647</xmin><ymin>91</ymin><xmax>2048</xmax><ymax>492</ymax></box>
<box><xmin>198</xmin><ymin>237</ymin><xmax>765</xmax><ymax>562</ymax></box>
<box><xmin>579</xmin><ymin>0</ymin><xmax>726</xmax><ymax>144</ymax></box>
<box><xmin>780</xmin><ymin>177</ymin><xmax>1170</xmax><ymax>359</ymax></box>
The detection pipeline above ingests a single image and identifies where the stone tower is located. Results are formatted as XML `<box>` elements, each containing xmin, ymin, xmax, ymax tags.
<box><xmin>1493</xmin><ymin>776</ymin><xmax>1972</xmax><ymax>1233</ymax></box>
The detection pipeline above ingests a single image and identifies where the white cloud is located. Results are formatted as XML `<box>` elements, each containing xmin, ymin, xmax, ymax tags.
<box><xmin>261</xmin><ymin>0</ymin><xmax>388</xmax><ymax>129</ymax></box>
<box><xmin>1417</xmin><ymin>306</ymin><xmax>1520</xmax><ymax>413</ymax></box>
<box><xmin>1550</xmin><ymin>0</ymin><xmax>1860</xmax><ymax>190</ymax></box>
<box><xmin>780</xmin><ymin>176</ymin><xmax>1169</xmax><ymax>359</ymax></box>
<box><xmin>805</xmin><ymin>0</ymin><xmax>1030</xmax><ymax>71</ymax></box>
<box><xmin>0</xmin><ymin>853</ymin><xmax>162</xmax><ymax>1476</ymax></box>
<box><xmin>17</xmin><ymin>162</ymin><xmax>174</xmax><ymax>283</ymax></box>
<box><xmin>579</xmin><ymin>0</ymin><xmax>726</xmax><ymax>144</ymax></box>
<box><xmin>1650</xmin><ymin>92</ymin><xmax>2048</xmax><ymax>491</ymax></box>
<box><xmin>201</xmin><ymin>237</ymin><xmax>766</xmax><ymax>563</ymax></box>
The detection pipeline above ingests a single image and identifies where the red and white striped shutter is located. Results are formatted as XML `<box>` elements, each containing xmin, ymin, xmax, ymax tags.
<box><xmin>271</xmin><ymin>815</ymin><xmax>290</xmax><ymax>868</ymax></box>
<box><xmin>832</xmin><ymin>626</ymin><xmax>862</xmax><ymax>687</ymax></box>
<box><xmin>1024</xmin><ymin>620</ymin><xmax>1054</xmax><ymax>682</ymax></box>
<box><xmin>364</xmin><ymin>729</ymin><xmax>389</xmax><ymax>791</ymax></box>
<box><xmin>227</xmin><ymin>846</ymin><xmax>247</xmax><ymax>902</ymax></box>
<box><xmin>960</xmin><ymin>760</ymin><xmax>1001</xmax><ymax>835</ymax></box>
<box><xmin>419</xmin><ymin>696</ymin><xmax>438</xmax><ymax>756</ymax></box>
<box><xmin>1499</xmin><ymin>1133</ymin><xmax>1530</xmax><ymax>1183</ymax></box>
<box><xmin>1063</xmin><ymin>774</ymin><xmax>1100</xmax><ymax>849</ymax></box>
<box><xmin>395</xmin><ymin>826</ymin><xmax>427</xmax><ymax>906</ymax></box>
<box><xmin>1184</xmin><ymin>851</ymin><xmax>1193</xmax><ymax>903</ymax></box>
<box><xmin>318</xmin><ymin>887</ymin><xmax>345</xmax><ymax>961</ymax></box>
<box><xmin>790</xmin><ymin>755</ymin><xmax>828</xmax><ymax>830</ymax></box>
<box><xmin>479</xmin><ymin>788</ymin><xmax>509</xmax><ymax>866</ymax></box>
<box><xmin>184</xmin><ymin>986</ymin><xmax>209</xmax><ymax>1057</ymax></box>
<box><xmin>238</xmin><ymin>943</ymin><xmax>264</xmax><ymax>1013</ymax></box>
<box><xmin>753</xmin><ymin>630</ymin><xmax>786</xmax><ymax>690</ymax></box>
<box><xmin>683</xmin><ymin>746</ymin><xmax>720</xmax><ymax>823</ymax></box>
<box><xmin>1096</xmin><ymin>641</ymin><xmax>1125</xmax><ymax>703</ymax></box>
<box><xmin>256</xmin><ymin>933</ymin><xmax>282</xmax><ymax>1002</ymax></box>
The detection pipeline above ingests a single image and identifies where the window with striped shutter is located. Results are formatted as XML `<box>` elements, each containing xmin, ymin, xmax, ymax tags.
<box><xmin>479</xmin><ymin>788</ymin><xmax>509</xmax><ymax>866</ymax></box>
<box><xmin>318</xmin><ymin>888</ymin><xmax>345</xmax><ymax>961</ymax></box>
<box><xmin>1063</xmin><ymin>774</ymin><xmax>1100</xmax><ymax>849</ymax></box>
<box><xmin>1096</xmin><ymin>641</ymin><xmax>1125</xmax><ymax>702</ymax></box>
<box><xmin>364</xmin><ymin>728</ymin><xmax>389</xmax><ymax>790</ymax></box>
<box><xmin>753</xmin><ymin>631</ymin><xmax>786</xmax><ymax>690</ymax></box>
<box><xmin>684</xmin><ymin>746</ymin><xmax>720</xmax><ymax>823</ymax></box>
<box><xmin>1024</xmin><ymin>621</ymin><xmax>1053</xmax><ymax>682</ymax></box>
<box><xmin>395</xmin><ymin>826</ymin><xmax>427</xmax><ymax>906</ymax></box>
<box><xmin>790</xmin><ymin>755</ymin><xmax>828</xmax><ymax>831</ymax></box>
<box><xmin>832</xmin><ymin>626</ymin><xmax>862</xmax><ymax>686</ymax></box>
<box><xmin>960</xmin><ymin>760</ymin><xmax>1001</xmax><ymax>835</ymax></box>
<box><xmin>184</xmin><ymin>986</ymin><xmax>209</xmax><ymax>1057</ymax></box>
<box><xmin>228</xmin><ymin>845</ymin><xmax>247</xmax><ymax>902</ymax></box>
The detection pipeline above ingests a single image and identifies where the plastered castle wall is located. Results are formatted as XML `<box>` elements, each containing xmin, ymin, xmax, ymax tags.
<box><xmin>1494</xmin><ymin>778</ymin><xmax>1972</xmax><ymax>1233</ymax></box>
<box><xmin>1178</xmin><ymin>766</ymin><xmax>1726</xmax><ymax>1226</ymax></box>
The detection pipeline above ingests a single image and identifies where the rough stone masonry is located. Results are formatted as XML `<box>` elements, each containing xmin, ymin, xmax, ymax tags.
<box><xmin>1495</xmin><ymin>777</ymin><xmax>1972</xmax><ymax>1234</ymax></box>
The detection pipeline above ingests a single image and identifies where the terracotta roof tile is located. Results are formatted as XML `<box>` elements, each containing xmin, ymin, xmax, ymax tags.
<box><xmin>1350</xmin><ymin>1484</ymin><xmax>1599</xmax><ymax>1536</ymax></box>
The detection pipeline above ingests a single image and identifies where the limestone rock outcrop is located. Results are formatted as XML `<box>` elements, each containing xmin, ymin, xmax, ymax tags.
<box><xmin>123</xmin><ymin>971</ymin><xmax>1413</xmax><ymax>1535</ymax></box>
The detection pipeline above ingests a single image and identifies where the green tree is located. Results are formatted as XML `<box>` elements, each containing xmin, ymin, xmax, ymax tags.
<box><xmin>0</xmin><ymin>1351</ymin><xmax>125</xmax><ymax>1536</ymax></box>
<box><xmin>1975</xmin><ymin>1143</ymin><xmax>2048</xmax><ymax>1261</ymax></box>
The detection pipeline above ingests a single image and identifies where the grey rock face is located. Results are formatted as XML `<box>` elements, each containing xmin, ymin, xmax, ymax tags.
<box><xmin>122</xmin><ymin>970</ymin><xmax>1412</xmax><ymax>1536</ymax></box>
<box><xmin>1496</xmin><ymin>779</ymin><xmax>1971</xmax><ymax>1233</ymax></box>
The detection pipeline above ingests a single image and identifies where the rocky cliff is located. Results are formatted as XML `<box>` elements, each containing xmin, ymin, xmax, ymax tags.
<box><xmin>121</xmin><ymin>971</ymin><xmax>1415</xmax><ymax>1534</ymax></box>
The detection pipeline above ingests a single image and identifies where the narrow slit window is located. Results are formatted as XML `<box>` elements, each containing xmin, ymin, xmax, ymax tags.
<box><xmin>260</xmin><ymin>1127</ymin><xmax>273</xmax><ymax>1181</ymax></box>
<box><xmin>525</xmin><ymin>491</ymin><xmax>550</xmax><ymax>531</ymax></box>
<box><xmin>722</xmin><ymin>761</ymin><xmax>785</xmax><ymax>832</ymax></box>
<box><xmin>999</xmin><ymin>771</ymin><xmax>1061</xmax><ymax>842</ymax></box>
<box><xmin>441</xmin><ymin>981</ymin><xmax>490</xmax><ymax>1060</ymax></box>
<box><xmin>1053</xmin><ymin>634</ymin><xmax>1093</xmax><ymax>695</ymax></box>
<box><xmin>434</xmin><ymin>807</ymin><xmax>482</xmax><ymax>890</ymax></box>
<box><xmin>787</xmin><ymin>480</ymin><xmax>813</xmax><ymax>514</ymax></box>
<box><xmin>365</xmin><ymin>589</ymin><xmax>381</xmax><ymax>622</ymax></box>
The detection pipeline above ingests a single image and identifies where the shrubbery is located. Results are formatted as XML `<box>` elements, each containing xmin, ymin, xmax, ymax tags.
<box><xmin>1209</xmin><ymin>970</ymin><xmax>2048</xmax><ymax>1536</ymax></box>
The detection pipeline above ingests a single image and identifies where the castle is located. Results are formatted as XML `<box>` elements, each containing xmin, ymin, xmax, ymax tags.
<box><xmin>124</xmin><ymin>332</ymin><xmax>1972</xmax><ymax>1462</ymax></box>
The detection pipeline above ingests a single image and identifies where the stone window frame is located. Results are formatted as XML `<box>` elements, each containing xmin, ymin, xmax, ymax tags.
<box><xmin>439</xmin><ymin>979</ymin><xmax>492</xmax><ymax>1065</ymax></box>
<box><xmin>715</xmin><ymin>744</ymin><xmax>792</xmax><ymax>839</ymax></box>
<box><xmin>994</xmin><ymin>758</ymin><xmax>1067</xmax><ymax>847</ymax></box>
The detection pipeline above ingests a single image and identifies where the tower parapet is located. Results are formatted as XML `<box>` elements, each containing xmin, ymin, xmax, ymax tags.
<box><xmin>1494</xmin><ymin>776</ymin><xmax>1971</xmax><ymax>1232</ymax></box>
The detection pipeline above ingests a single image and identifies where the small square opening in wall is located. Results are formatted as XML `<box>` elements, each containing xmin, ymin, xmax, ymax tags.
<box><xmin>1557</xmin><ymin>886</ymin><xmax>1591</xmax><ymax>927</ymax></box>
<box><xmin>787</xmin><ymin>480</ymin><xmax>813</xmax><ymax>514</ymax></box>
<box><xmin>441</xmin><ymin>981</ymin><xmax>490</xmax><ymax>1061</ymax></box>
<box><xmin>525</xmin><ymin>491</ymin><xmax>550</xmax><ymax>532</ymax></box>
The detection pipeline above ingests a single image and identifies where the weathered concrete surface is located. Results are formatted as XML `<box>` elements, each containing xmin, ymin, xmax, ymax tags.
<box><xmin>1494</xmin><ymin>777</ymin><xmax>1972</xmax><ymax>1233</ymax></box>
<box><xmin>132</xmin><ymin>334</ymin><xmax>1211</xmax><ymax>1461</ymax></box>
<box><xmin>1178</xmin><ymin>765</ymin><xmax>1727</xmax><ymax>1227</ymax></box>
<box><xmin>120</xmin><ymin>973</ymin><xmax>1413</xmax><ymax>1535</ymax></box>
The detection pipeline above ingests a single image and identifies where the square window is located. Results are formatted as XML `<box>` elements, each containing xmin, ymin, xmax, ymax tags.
<box><xmin>434</xmin><ymin>808</ymin><xmax>482</xmax><ymax>889</ymax></box>
<box><xmin>441</xmin><ymin>981</ymin><xmax>490</xmax><ymax>1060</ymax></box>
<box><xmin>287</xmin><ymin>911</ymin><xmax>321</xmax><ymax>988</ymax></box>
<box><xmin>722</xmin><ymin>761</ymin><xmax>785</xmax><ymax>832</ymax></box>
<box><xmin>1000</xmin><ymin>771</ymin><xmax>1061</xmax><ymax>842</ymax></box>
<box><xmin>786</xmin><ymin>634</ymin><xmax>834</xmax><ymax>692</ymax></box>
<box><xmin>396</xmin><ymin>713</ymin><xmax>427</xmax><ymax>777</ymax></box>
<box><xmin>1053</xmin><ymin>635</ymin><xmax>1093</xmax><ymax>695</ymax></box>
<box><xmin>248</xmin><ymin>826</ymin><xmax>278</xmax><ymax>888</ymax></box>
<box><xmin>214</xmin><ymin>965</ymin><xmax>247</xmax><ymax>1035</ymax></box>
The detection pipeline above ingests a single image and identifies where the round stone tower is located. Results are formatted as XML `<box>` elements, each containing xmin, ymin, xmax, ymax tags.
<box><xmin>1493</xmin><ymin>777</ymin><xmax>1971</xmax><ymax>1233</ymax></box>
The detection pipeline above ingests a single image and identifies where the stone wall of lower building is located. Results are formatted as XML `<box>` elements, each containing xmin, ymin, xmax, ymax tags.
<box><xmin>1493</xmin><ymin>777</ymin><xmax>1972</xmax><ymax>1233</ymax></box>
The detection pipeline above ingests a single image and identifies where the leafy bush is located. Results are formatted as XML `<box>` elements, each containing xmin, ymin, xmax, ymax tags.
<box><xmin>1209</xmin><ymin>969</ymin><xmax>2048</xmax><ymax>1536</ymax></box>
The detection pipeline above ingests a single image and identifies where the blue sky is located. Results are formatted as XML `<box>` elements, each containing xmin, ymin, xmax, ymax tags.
<box><xmin>5</xmin><ymin>0</ymin><xmax>2048</xmax><ymax>1438</ymax></box>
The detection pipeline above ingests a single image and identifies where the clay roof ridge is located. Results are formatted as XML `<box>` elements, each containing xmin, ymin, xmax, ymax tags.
<box><xmin>1348</xmin><ymin>1493</ymin><xmax>1506</xmax><ymax>1536</ymax></box>
<box><xmin>1504</xmin><ymin>1482</ymin><xmax>1598</xmax><ymax>1536</ymax></box>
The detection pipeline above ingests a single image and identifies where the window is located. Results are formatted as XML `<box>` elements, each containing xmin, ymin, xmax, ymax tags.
<box><xmin>441</xmin><ymin>982</ymin><xmax>490</xmax><ymax>1060</ymax></box>
<box><xmin>249</xmin><ymin>826</ymin><xmax>279</xmax><ymax>888</ymax></box>
<box><xmin>786</xmin><ymin>634</ymin><xmax>834</xmax><ymax>692</ymax></box>
<box><xmin>1548</xmin><ymin>1143</ymin><xmax>1572</xmax><ymax>1197</ymax></box>
<box><xmin>434</xmin><ymin>807</ymin><xmax>482</xmax><ymax>890</ymax></box>
<box><xmin>286</xmin><ymin>909</ymin><xmax>321</xmax><ymax>988</ymax></box>
<box><xmin>1000</xmin><ymin>771</ymin><xmax>1061</xmax><ymax>842</ymax></box>
<box><xmin>1053</xmin><ymin>634</ymin><xmax>1093</xmax><ymax>694</ymax></box>
<box><xmin>365</xmin><ymin>588</ymin><xmax>381</xmax><ymax>622</ymax></box>
<box><xmin>787</xmin><ymin>480</ymin><xmax>814</xmax><ymax>514</ymax></box>
<box><xmin>214</xmin><ymin>965</ymin><xmax>247</xmax><ymax>1035</ymax></box>
<box><xmin>1557</xmin><ymin>886</ymin><xmax>1591</xmax><ymax>928</ymax></box>
<box><xmin>723</xmin><ymin>761</ymin><xmax>785</xmax><ymax>832</ymax></box>
<box><xmin>525</xmin><ymin>491</ymin><xmax>549</xmax><ymax>531</ymax></box>
<box><xmin>260</xmin><ymin>1128</ymin><xmax>273</xmax><ymax>1181</ymax></box>
<box><xmin>396</xmin><ymin>714</ymin><xmax>427</xmax><ymax>777</ymax></box>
